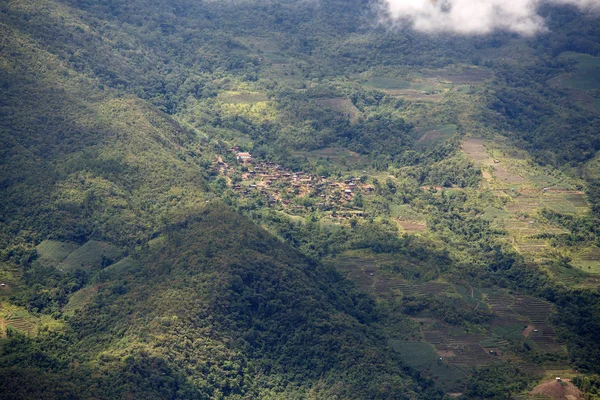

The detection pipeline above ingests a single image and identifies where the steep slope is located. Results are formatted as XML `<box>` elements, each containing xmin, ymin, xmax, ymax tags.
<box><xmin>0</xmin><ymin>204</ymin><xmax>440</xmax><ymax>399</ymax></box>
<box><xmin>0</xmin><ymin>15</ymin><xmax>209</xmax><ymax>252</ymax></box>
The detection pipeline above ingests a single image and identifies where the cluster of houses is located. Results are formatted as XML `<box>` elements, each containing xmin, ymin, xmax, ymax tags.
<box><xmin>216</xmin><ymin>151</ymin><xmax>374</xmax><ymax>218</ymax></box>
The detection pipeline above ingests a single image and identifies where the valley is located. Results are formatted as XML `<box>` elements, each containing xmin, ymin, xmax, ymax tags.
<box><xmin>1</xmin><ymin>0</ymin><xmax>600</xmax><ymax>398</ymax></box>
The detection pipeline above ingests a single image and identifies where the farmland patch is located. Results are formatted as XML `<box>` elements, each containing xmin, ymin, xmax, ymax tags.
<box><xmin>314</xmin><ymin>98</ymin><xmax>360</xmax><ymax>123</ymax></box>
<box><xmin>414</xmin><ymin>124</ymin><xmax>457</xmax><ymax>150</ymax></box>
<box><xmin>530</xmin><ymin>379</ymin><xmax>583</xmax><ymax>400</ymax></box>
<box><xmin>218</xmin><ymin>91</ymin><xmax>268</xmax><ymax>104</ymax></box>
<box><xmin>421</xmin><ymin>67</ymin><xmax>493</xmax><ymax>84</ymax></box>
<box><xmin>36</xmin><ymin>240</ymin><xmax>79</xmax><ymax>266</ymax></box>
<box><xmin>364</xmin><ymin>76</ymin><xmax>411</xmax><ymax>90</ymax></box>
<box><xmin>388</xmin><ymin>340</ymin><xmax>467</xmax><ymax>392</ymax></box>
<box><xmin>61</xmin><ymin>240</ymin><xmax>120</xmax><ymax>271</ymax></box>
<box><xmin>556</xmin><ymin>52</ymin><xmax>600</xmax><ymax>90</ymax></box>
<box><xmin>63</xmin><ymin>285</ymin><xmax>100</xmax><ymax>315</ymax></box>
<box><xmin>397</xmin><ymin>219</ymin><xmax>427</xmax><ymax>234</ymax></box>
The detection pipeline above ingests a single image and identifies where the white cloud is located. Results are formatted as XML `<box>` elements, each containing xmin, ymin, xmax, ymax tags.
<box><xmin>381</xmin><ymin>0</ymin><xmax>600</xmax><ymax>35</ymax></box>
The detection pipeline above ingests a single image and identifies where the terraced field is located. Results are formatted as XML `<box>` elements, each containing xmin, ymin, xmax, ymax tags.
<box><xmin>397</xmin><ymin>220</ymin><xmax>427</xmax><ymax>234</ymax></box>
<box><xmin>328</xmin><ymin>252</ymin><xmax>570</xmax><ymax>389</ymax></box>
<box><xmin>421</xmin><ymin>323</ymin><xmax>493</xmax><ymax>367</ymax></box>
<box><xmin>484</xmin><ymin>291</ymin><xmax>564</xmax><ymax>354</ymax></box>
<box><xmin>462</xmin><ymin>138</ymin><xmax>591</xmax><ymax>265</ymax></box>
<box><xmin>4</xmin><ymin>313</ymin><xmax>36</xmax><ymax>335</ymax></box>
<box><xmin>387</xmin><ymin>340</ymin><xmax>467</xmax><ymax>392</ymax></box>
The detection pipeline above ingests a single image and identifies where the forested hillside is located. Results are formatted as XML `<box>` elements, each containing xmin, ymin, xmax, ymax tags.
<box><xmin>1</xmin><ymin>0</ymin><xmax>600</xmax><ymax>398</ymax></box>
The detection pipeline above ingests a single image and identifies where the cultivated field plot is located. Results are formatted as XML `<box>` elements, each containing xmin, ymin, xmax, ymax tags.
<box><xmin>35</xmin><ymin>240</ymin><xmax>122</xmax><ymax>272</ymax></box>
<box><xmin>217</xmin><ymin>91</ymin><xmax>268</xmax><ymax>104</ymax></box>
<box><xmin>573</xmin><ymin>247</ymin><xmax>600</xmax><ymax>274</ymax></box>
<box><xmin>363</xmin><ymin>76</ymin><xmax>411</xmax><ymax>90</ymax></box>
<box><xmin>510</xmin><ymin>296</ymin><xmax>564</xmax><ymax>353</ymax></box>
<box><xmin>0</xmin><ymin>306</ymin><xmax>38</xmax><ymax>336</ymax></box>
<box><xmin>529</xmin><ymin>379</ymin><xmax>583</xmax><ymax>400</ymax></box>
<box><xmin>328</xmin><ymin>253</ymin><xmax>450</xmax><ymax>297</ymax></box>
<box><xmin>61</xmin><ymin>241</ymin><xmax>120</xmax><ymax>271</ymax></box>
<box><xmin>63</xmin><ymin>285</ymin><xmax>101</xmax><ymax>315</ymax></box>
<box><xmin>328</xmin><ymin>255</ymin><xmax>377</xmax><ymax>291</ymax></box>
<box><xmin>376</xmin><ymin>278</ymin><xmax>418</xmax><ymax>296</ymax></box>
<box><xmin>314</xmin><ymin>98</ymin><xmax>361</xmax><ymax>123</ymax></box>
<box><xmin>462</xmin><ymin>138</ymin><xmax>589</xmax><ymax>260</ymax></box>
<box><xmin>421</xmin><ymin>323</ymin><xmax>492</xmax><ymax>367</ymax></box>
<box><xmin>462</xmin><ymin>138</ymin><xmax>491</xmax><ymax>164</ymax></box>
<box><xmin>420</xmin><ymin>67</ymin><xmax>493</xmax><ymax>84</ymax></box>
<box><xmin>361</xmin><ymin>75</ymin><xmax>444</xmax><ymax>101</ymax></box>
<box><xmin>413</xmin><ymin>124</ymin><xmax>457</xmax><ymax>150</ymax></box>
<box><xmin>383</xmin><ymin>89</ymin><xmax>444</xmax><ymax>102</ymax></box>
<box><xmin>556</xmin><ymin>52</ymin><xmax>600</xmax><ymax>90</ymax></box>
<box><xmin>36</xmin><ymin>240</ymin><xmax>80</xmax><ymax>267</ymax></box>
<box><xmin>388</xmin><ymin>340</ymin><xmax>467</xmax><ymax>392</ymax></box>
<box><xmin>397</xmin><ymin>219</ymin><xmax>427</xmax><ymax>234</ymax></box>
<box><xmin>484</xmin><ymin>291</ymin><xmax>564</xmax><ymax>354</ymax></box>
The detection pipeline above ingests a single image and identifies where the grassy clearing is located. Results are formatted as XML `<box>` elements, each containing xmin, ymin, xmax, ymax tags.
<box><xmin>557</xmin><ymin>52</ymin><xmax>600</xmax><ymax>90</ymax></box>
<box><xmin>63</xmin><ymin>284</ymin><xmax>100</xmax><ymax>315</ymax></box>
<box><xmin>573</xmin><ymin>247</ymin><xmax>600</xmax><ymax>274</ymax></box>
<box><xmin>481</xmin><ymin>205</ymin><xmax>511</xmax><ymax>221</ymax></box>
<box><xmin>61</xmin><ymin>240</ymin><xmax>120</xmax><ymax>271</ymax></box>
<box><xmin>314</xmin><ymin>98</ymin><xmax>361</xmax><ymax>123</ymax></box>
<box><xmin>414</xmin><ymin>124</ymin><xmax>457</xmax><ymax>150</ymax></box>
<box><xmin>36</xmin><ymin>240</ymin><xmax>79</xmax><ymax>264</ymax></box>
<box><xmin>217</xmin><ymin>91</ymin><xmax>268</xmax><ymax>104</ymax></box>
<box><xmin>363</xmin><ymin>76</ymin><xmax>411</xmax><ymax>90</ymax></box>
<box><xmin>103</xmin><ymin>256</ymin><xmax>135</xmax><ymax>275</ymax></box>
<box><xmin>421</xmin><ymin>67</ymin><xmax>493</xmax><ymax>84</ymax></box>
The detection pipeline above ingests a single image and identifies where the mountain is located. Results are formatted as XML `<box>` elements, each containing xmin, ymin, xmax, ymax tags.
<box><xmin>1</xmin><ymin>204</ymin><xmax>443</xmax><ymax>399</ymax></box>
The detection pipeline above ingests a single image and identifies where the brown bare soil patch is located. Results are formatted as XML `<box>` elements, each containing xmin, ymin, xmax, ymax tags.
<box><xmin>522</xmin><ymin>325</ymin><xmax>534</xmax><ymax>337</ymax></box>
<box><xmin>462</xmin><ymin>138</ymin><xmax>490</xmax><ymax>164</ymax></box>
<box><xmin>437</xmin><ymin>350</ymin><xmax>456</xmax><ymax>358</ymax></box>
<box><xmin>462</xmin><ymin>139</ymin><xmax>528</xmax><ymax>185</ymax></box>
<box><xmin>493</xmin><ymin>164</ymin><xmax>528</xmax><ymax>185</ymax></box>
<box><xmin>0</xmin><ymin>318</ymin><xmax>6</xmax><ymax>339</ymax></box>
<box><xmin>530</xmin><ymin>379</ymin><xmax>583</xmax><ymax>400</ymax></box>
<box><xmin>398</xmin><ymin>220</ymin><xmax>427</xmax><ymax>233</ymax></box>
<box><xmin>417</xmin><ymin>130</ymin><xmax>444</xmax><ymax>144</ymax></box>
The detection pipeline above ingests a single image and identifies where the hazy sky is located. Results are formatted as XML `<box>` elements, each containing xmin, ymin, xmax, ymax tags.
<box><xmin>382</xmin><ymin>0</ymin><xmax>600</xmax><ymax>35</ymax></box>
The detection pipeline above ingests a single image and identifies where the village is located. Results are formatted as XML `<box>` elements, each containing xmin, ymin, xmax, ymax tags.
<box><xmin>214</xmin><ymin>149</ymin><xmax>375</xmax><ymax>220</ymax></box>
